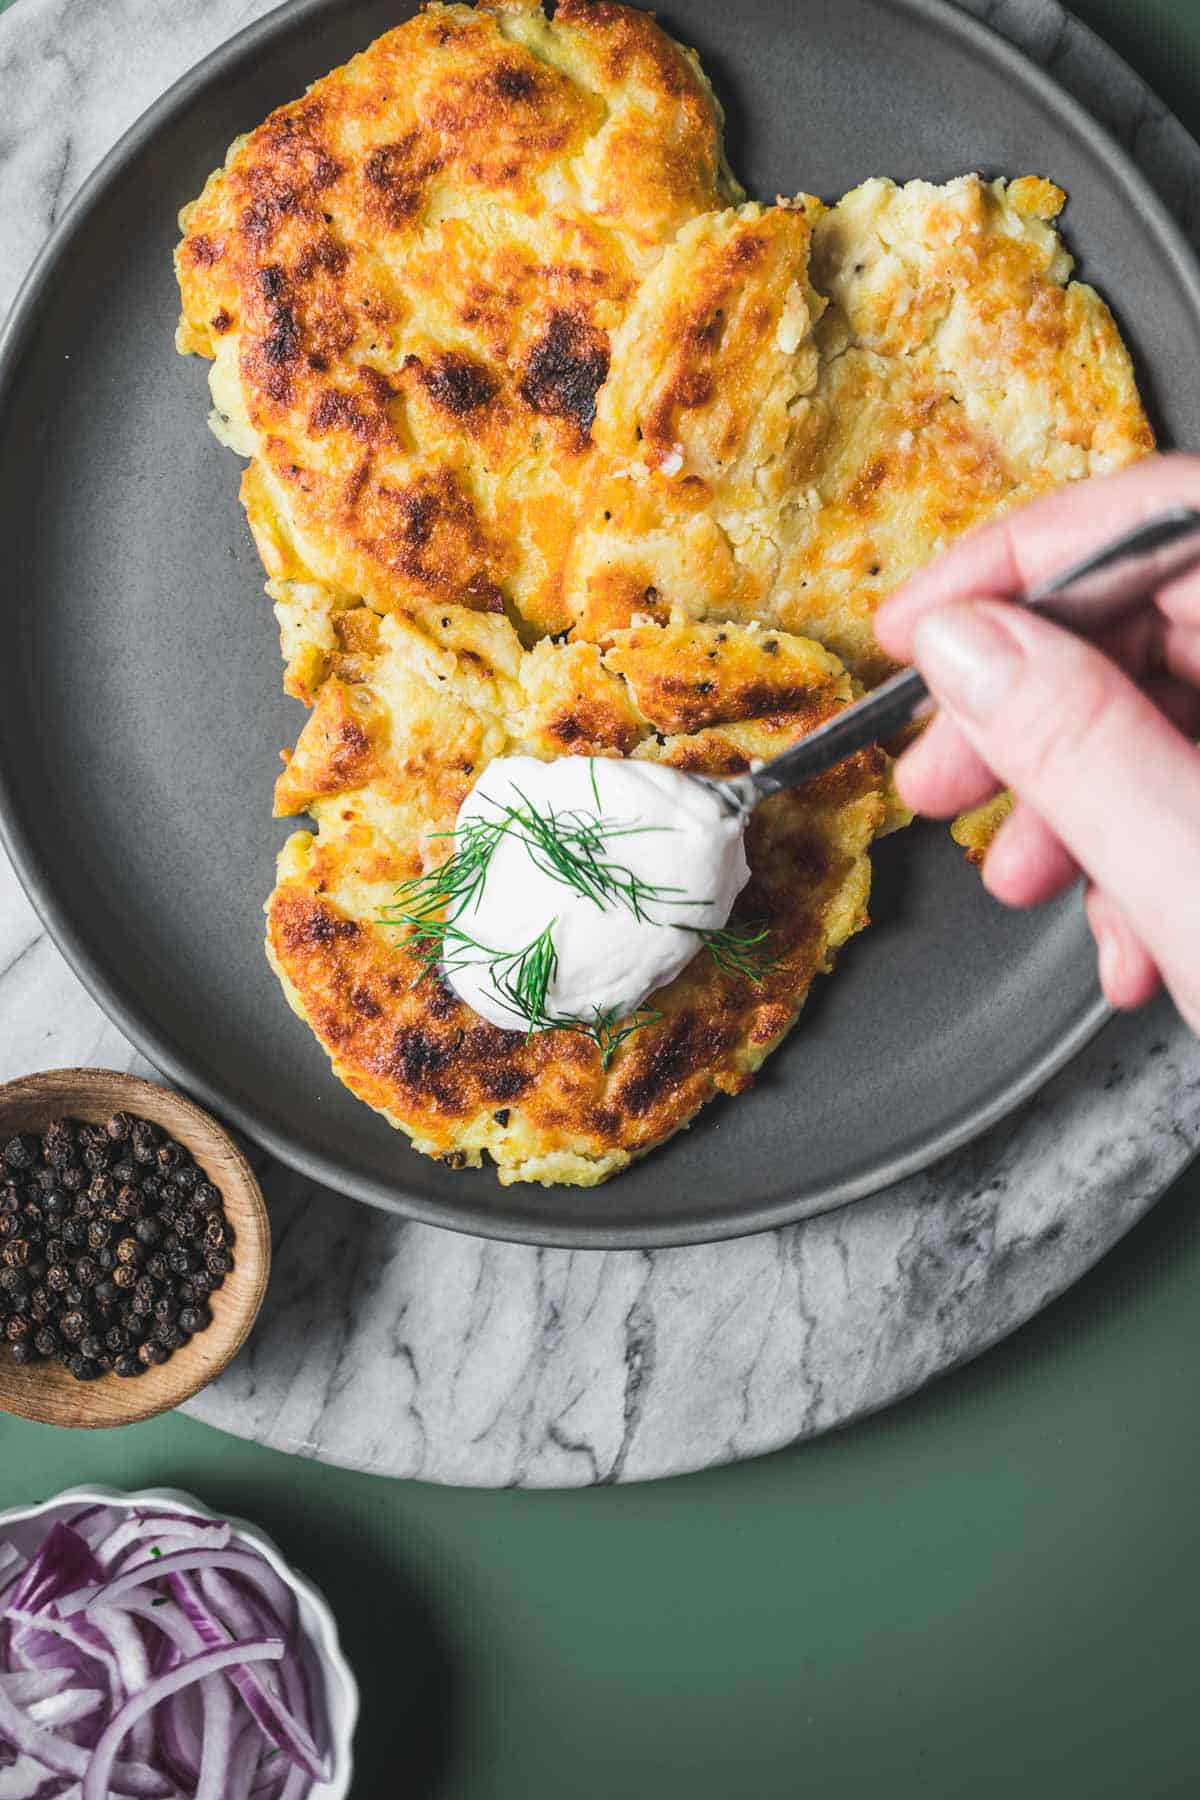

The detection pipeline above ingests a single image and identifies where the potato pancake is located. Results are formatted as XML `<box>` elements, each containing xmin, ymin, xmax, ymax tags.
<box><xmin>267</xmin><ymin>611</ymin><xmax>886</xmax><ymax>1185</ymax></box>
<box><xmin>571</xmin><ymin>175</ymin><xmax>1153</xmax><ymax>685</ymax></box>
<box><xmin>175</xmin><ymin>0</ymin><xmax>745</xmax><ymax>700</ymax></box>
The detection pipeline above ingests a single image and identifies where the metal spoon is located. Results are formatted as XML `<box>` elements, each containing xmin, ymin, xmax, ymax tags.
<box><xmin>703</xmin><ymin>506</ymin><xmax>1200</xmax><ymax>819</ymax></box>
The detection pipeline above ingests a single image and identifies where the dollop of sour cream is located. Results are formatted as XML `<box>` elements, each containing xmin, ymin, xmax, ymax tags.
<box><xmin>446</xmin><ymin>755</ymin><xmax>750</xmax><ymax>1032</ymax></box>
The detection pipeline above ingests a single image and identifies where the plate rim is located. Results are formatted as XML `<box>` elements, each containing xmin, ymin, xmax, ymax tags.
<box><xmin>0</xmin><ymin>0</ymin><xmax>1194</xmax><ymax>1248</ymax></box>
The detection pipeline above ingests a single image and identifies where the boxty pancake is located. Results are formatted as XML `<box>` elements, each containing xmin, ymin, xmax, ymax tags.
<box><xmin>571</xmin><ymin>174</ymin><xmax>1153</xmax><ymax>685</ymax></box>
<box><xmin>175</xmin><ymin>0</ymin><xmax>745</xmax><ymax>701</ymax></box>
<box><xmin>267</xmin><ymin>610</ymin><xmax>886</xmax><ymax>1186</ymax></box>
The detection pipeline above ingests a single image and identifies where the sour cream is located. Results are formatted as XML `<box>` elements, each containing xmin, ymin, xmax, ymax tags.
<box><xmin>446</xmin><ymin>755</ymin><xmax>750</xmax><ymax>1032</ymax></box>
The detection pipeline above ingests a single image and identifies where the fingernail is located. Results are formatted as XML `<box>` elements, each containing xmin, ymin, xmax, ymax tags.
<box><xmin>1095</xmin><ymin>926</ymin><xmax>1122</xmax><ymax>1001</ymax></box>
<box><xmin>912</xmin><ymin>603</ymin><xmax>1023</xmax><ymax>721</ymax></box>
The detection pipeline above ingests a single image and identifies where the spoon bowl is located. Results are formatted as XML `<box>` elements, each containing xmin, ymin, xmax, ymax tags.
<box><xmin>0</xmin><ymin>1068</ymin><xmax>270</xmax><ymax>1428</ymax></box>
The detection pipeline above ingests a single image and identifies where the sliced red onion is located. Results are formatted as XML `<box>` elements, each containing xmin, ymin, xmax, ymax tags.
<box><xmin>80</xmin><ymin>1641</ymin><xmax>283</xmax><ymax>1800</ymax></box>
<box><xmin>97</xmin><ymin>1519</ymin><xmax>231</xmax><ymax>1573</ymax></box>
<box><xmin>0</xmin><ymin>1679</ymin><xmax>170</xmax><ymax>1797</ymax></box>
<box><xmin>25</xmin><ymin>1688</ymin><xmax>103</xmax><ymax>1730</ymax></box>
<box><xmin>92</xmin><ymin>1608</ymin><xmax>152</xmax><ymax>1761</ymax></box>
<box><xmin>0</xmin><ymin>1673</ymin><xmax>71</xmax><ymax>1705</ymax></box>
<box><xmin>194</xmin><ymin>1673</ymin><xmax>234</xmax><ymax>1800</ymax></box>
<box><xmin>169</xmin><ymin>1577</ymin><xmax>327</xmax><ymax>1781</ymax></box>
<box><xmin>2</xmin><ymin>1506</ymin><xmax>335</xmax><ymax>1800</ymax></box>
<box><xmin>5</xmin><ymin>1611</ymin><xmax>120</xmax><ymax>1690</ymax></box>
<box><xmin>0</xmin><ymin>1751</ymin><xmax>66</xmax><ymax>1799</ymax></box>
<box><xmin>60</xmin><ymin>1549</ymin><xmax>292</xmax><ymax>1625</ymax></box>
<box><xmin>7</xmin><ymin>1530</ymin><xmax>102</xmax><ymax>1617</ymax></box>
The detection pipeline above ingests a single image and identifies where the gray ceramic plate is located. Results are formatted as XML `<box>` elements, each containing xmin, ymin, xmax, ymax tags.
<box><xmin>1</xmin><ymin>0</ymin><xmax>1198</xmax><ymax>1248</ymax></box>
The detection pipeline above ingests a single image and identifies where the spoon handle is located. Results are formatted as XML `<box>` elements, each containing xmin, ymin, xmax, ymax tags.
<box><xmin>722</xmin><ymin>505</ymin><xmax>1200</xmax><ymax>811</ymax></box>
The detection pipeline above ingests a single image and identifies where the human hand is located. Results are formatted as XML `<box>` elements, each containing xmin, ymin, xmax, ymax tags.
<box><xmin>873</xmin><ymin>453</ymin><xmax>1200</xmax><ymax>1033</ymax></box>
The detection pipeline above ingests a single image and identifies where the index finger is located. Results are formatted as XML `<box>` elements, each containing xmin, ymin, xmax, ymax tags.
<box><xmin>875</xmin><ymin>453</ymin><xmax>1200</xmax><ymax>660</ymax></box>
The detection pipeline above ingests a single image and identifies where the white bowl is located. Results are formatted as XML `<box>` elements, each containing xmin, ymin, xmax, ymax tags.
<box><xmin>0</xmin><ymin>1483</ymin><xmax>358</xmax><ymax>1798</ymax></box>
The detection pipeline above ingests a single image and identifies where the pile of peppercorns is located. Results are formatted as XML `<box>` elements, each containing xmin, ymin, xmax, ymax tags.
<box><xmin>0</xmin><ymin>1113</ymin><xmax>234</xmax><ymax>1382</ymax></box>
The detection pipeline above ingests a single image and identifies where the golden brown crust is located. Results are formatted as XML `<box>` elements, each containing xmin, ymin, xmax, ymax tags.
<box><xmin>265</xmin><ymin>611</ymin><xmax>884</xmax><ymax>1184</ymax></box>
<box><xmin>176</xmin><ymin>0</ymin><xmax>742</xmax><ymax>694</ymax></box>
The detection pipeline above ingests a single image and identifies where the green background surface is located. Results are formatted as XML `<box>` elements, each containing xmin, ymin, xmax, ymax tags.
<box><xmin>2</xmin><ymin>0</ymin><xmax>1200</xmax><ymax>1795</ymax></box>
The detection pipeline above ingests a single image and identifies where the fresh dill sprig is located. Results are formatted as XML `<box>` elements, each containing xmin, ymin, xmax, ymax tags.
<box><xmin>490</xmin><ymin>922</ymin><xmax>559</xmax><ymax>1039</ymax></box>
<box><xmin>566</xmin><ymin>1006</ymin><xmax>662</xmax><ymax>1070</ymax></box>
<box><xmin>696</xmin><ymin>922</ymin><xmax>782</xmax><ymax>985</ymax></box>
<box><xmin>491</xmin><ymin>785</ymin><xmax>697</xmax><ymax>922</ymax></box>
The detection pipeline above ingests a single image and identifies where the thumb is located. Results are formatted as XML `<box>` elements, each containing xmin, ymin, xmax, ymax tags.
<box><xmin>907</xmin><ymin>599</ymin><xmax>1200</xmax><ymax>1029</ymax></box>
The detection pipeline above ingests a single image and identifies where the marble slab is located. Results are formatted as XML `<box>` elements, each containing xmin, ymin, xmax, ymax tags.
<box><xmin>1</xmin><ymin>0</ymin><xmax>1198</xmax><ymax>1487</ymax></box>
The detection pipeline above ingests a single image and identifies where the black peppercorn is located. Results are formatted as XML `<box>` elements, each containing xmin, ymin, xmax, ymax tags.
<box><xmin>177</xmin><ymin>1280</ymin><xmax>198</xmax><ymax>1305</ymax></box>
<box><xmin>46</xmin><ymin>1265</ymin><xmax>70</xmax><ymax>1293</ymax></box>
<box><xmin>80</xmin><ymin>1333</ymin><xmax>106</xmax><ymax>1361</ymax></box>
<box><xmin>194</xmin><ymin>1180</ymin><xmax>222</xmax><ymax>1212</ymax></box>
<box><xmin>88</xmin><ymin>1172</ymin><xmax>116</xmax><ymax>1206</ymax></box>
<box><xmin>139</xmin><ymin>1174</ymin><xmax>164</xmax><ymax>1205</ymax></box>
<box><xmin>145</xmin><ymin>1253</ymin><xmax>169</xmax><ymax>1283</ymax></box>
<box><xmin>178</xmin><ymin>1304</ymin><xmax>211</xmax><ymax>1336</ymax></box>
<box><xmin>9</xmin><ymin>1342</ymin><xmax>37</xmax><ymax>1366</ymax></box>
<box><xmin>0</xmin><ymin>1214</ymin><xmax>16</xmax><ymax>1242</ymax></box>
<box><xmin>69</xmin><ymin>1356</ymin><xmax>101</xmax><ymax>1381</ymax></box>
<box><xmin>60</xmin><ymin>1165</ymin><xmax>86</xmax><ymax>1193</ymax></box>
<box><xmin>153</xmin><ymin>1294</ymin><xmax>179</xmax><ymax>1323</ymax></box>
<box><xmin>34</xmin><ymin>1326</ymin><xmax>59</xmax><ymax>1357</ymax></box>
<box><xmin>163</xmin><ymin>1231</ymin><xmax>181</xmax><ymax>1254</ymax></box>
<box><xmin>42</xmin><ymin>1120</ymin><xmax>76</xmax><ymax>1166</ymax></box>
<box><xmin>137</xmin><ymin>1341</ymin><xmax>168</xmax><ymax>1368</ymax></box>
<box><xmin>97</xmin><ymin>1246</ymin><xmax>116</xmax><ymax>1273</ymax></box>
<box><xmin>153</xmin><ymin>1322</ymin><xmax>185</xmax><ymax>1351</ymax></box>
<box><xmin>131</xmin><ymin>1293</ymin><xmax>153</xmax><ymax>1317</ymax></box>
<box><xmin>134</xmin><ymin>1217</ymin><xmax>162</xmax><ymax>1250</ymax></box>
<box><xmin>58</xmin><ymin>1310</ymin><xmax>86</xmax><ymax>1342</ymax></box>
<box><xmin>44</xmin><ymin>1188</ymin><xmax>70</xmax><ymax>1217</ymax></box>
<box><xmin>156</xmin><ymin>1140</ymin><xmax>186</xmax><ymax>1173</ymax></box>
<box><xmin>130</xmin><ymin>1120</ymin><xmax>159</xmax><ymax>1161</ymax></box>
<box><xmin>114</xmin><ymin>1353</ymin><xmax>143</xmax><ymax>1377</ymax></box>
<box><xmin>105</xmin><ymin>1325</ymin><xmax>128</xmax><ymax>1353</ymax></box>
<box><xmin>3</xmin><ymin>1135</ymin><xmax>37</xmax><ymax>1172</ymax></box>
<box><xmin>75</xmin><ymin>1257</ymin><xmax>99</xmax><ymax>1289</ymax></box>
<box><xmin>115</xmin><ymin>1237</ymin><xmax>142</xmax><ymax>1267</ymax></box>
<box><xmin>5</xmin><ymin>1315</ymin><xmax>31</xmax><ymax>1342</ymax></box>
<box><xmin>61</xmin><ymin>1218</ymin><xmax>87</xmax><ymax>1250</ymax></box>
<box><xmin>112</xmin><ymin>1265</ymin><xmax>137</xmax><ymax>1291</ymax></box>
<box><xmin>205</xmin><ymin>1251</ymin><xmax>232</xmax><ymax>1278</ymax></box>
<box><xmin>62</xmin><ymin>1284</ymin><xmax>84</xmax><ymax>1309</ymax></box>
<box><xmin>105</xmin><ymin>1112</ymin><xmax>134</xmax><ymax>1142</ymax></box>
<box><xmin>2</xmin><ymin>1240</ymin><xmax>30</xmax><ymax>1269</ymax></box>
<box><xmin>82</xmin><ymin>1144</ymin><xmax>111</xmax><ymax>1174</ymax></box>
<box><xmin>176</xmin><ymin>1209</ymin><xmax>200</xmax><ymax>1242</ymax></box>
<box><xmin>94</xmin><ymin>1278</ymin><xmax>118</xmax><ymax>1307</ymax></box>
<box><xmin>171</xmin><ymin>1164</ymin><xmax>200</xmax><ymax>1195</ymax></box>
<box><xmin>87</xmin><ymin>1218</ymin><xmax>112</xmax><ymax>1251</ymax></box>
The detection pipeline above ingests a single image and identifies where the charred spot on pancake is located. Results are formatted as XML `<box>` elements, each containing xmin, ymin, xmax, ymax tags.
<box><xmin>363</xmin><ymin>134</ymin><xmax>442</xmax><ymax>228</ymax></box>
<box><xmin>407</xmin><ymin>351</ymin><xmax>498</xmax><ymax>417</ymax></box>
<box><xmin>519</xmin><ymin>310</ymin><xmax>610</xmax><ymax>444</ymax></box>
<box><xmin>493</xmin><ymin>62</ymin><xmax>537</xmax><ymax>103</ymax></box>
<box><xmin>185</xmin><ymin>233</ymin><xmax>222</xmax><ymax>268</ymax></box>
<box><xmin>210</xmin><ymin>308</ymin><xmax>233</xmax><ymax>334</ymax></box>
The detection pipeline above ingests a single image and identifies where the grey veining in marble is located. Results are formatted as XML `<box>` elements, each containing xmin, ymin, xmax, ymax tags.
<box><xmin>1</xmin><ymin>0</ymin><xmax>1199</xmax><ymax>1487</ymax></box>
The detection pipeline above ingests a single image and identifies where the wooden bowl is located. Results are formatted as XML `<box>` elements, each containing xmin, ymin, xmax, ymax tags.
<box><xmin>0</xmin><ymin>1069</ymin><xmax>270</xmax><ymax>1428</ymax></box>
